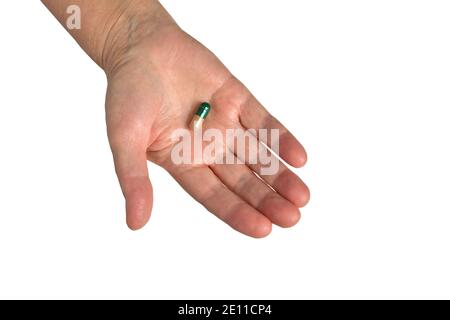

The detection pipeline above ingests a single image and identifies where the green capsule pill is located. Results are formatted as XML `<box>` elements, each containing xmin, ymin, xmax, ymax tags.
<box><xmin>191</xmin><ymin>102</ymin><xmax>211</xmax><ymax>130</ymax></box>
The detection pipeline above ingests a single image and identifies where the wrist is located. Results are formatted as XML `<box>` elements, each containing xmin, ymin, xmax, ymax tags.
<box><xmin>101</xmin><ymin>0</ymin><xmax>176</xmax><ymax>76</ymax></box>
<box><xmin>42</xmin><ymin>0</ymin><xmax>177</xmax><ymax>75</ymax></box>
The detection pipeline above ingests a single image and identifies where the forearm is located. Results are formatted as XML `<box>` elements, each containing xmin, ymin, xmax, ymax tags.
<box><xmin>41</xmin><ymin>0</ymin><xmax>174</xmax><ymax>73</ymax></box>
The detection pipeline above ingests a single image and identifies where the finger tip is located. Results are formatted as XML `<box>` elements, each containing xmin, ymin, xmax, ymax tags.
<box><xmin>293</xmin><ymin>185</ymin><xmax>310</xmax><ymax>208</ymax></box>
<box><xmin>122</xmin><ymin>178</ymin><xmax>153</xmax><ymax>231</ymax></box>
<box><xmin>126</xmin><ymin>206</ymin><xmax>151</xmax><ymax>231</ymax></box>
<box><xmin>260</xmin><ymin>196</ymin><xmax>301</xmax><ymax>228</ymax></box>
<box><xmin>274</xmin><ymin>172</ymin><xmax>310</xmax><ymax>208</ymax></box>
<box><xmin>126</xmin><ymin>220</ymin><xmax>146</xmax><ymax>231</ymax></box>
<box><xmin>281</xmin><ymin>207</ymin><xmax>301</xmax><ymax>228</ymax></box>
<box><xmin>281</xmin><ymin>136</ymin><xmax>307</xmax><ymax>168</ymax></box>
<box><xmin>252</xmin><ymin>221</ymin><xmax>272</xmax><ymax>238</ymax></box>
<box><xmin>125</xmin><ymin>197</ymin><xmax>153</xmax><ymax>231</ymax></box>
<box><xmin>293</xmin><ymin>150</ymin><xmax>308</xmax><ymax>168</ymax></box>
<box><xmin>289</xmin><ymin>156</ymin><xmax>307</xmax><ymax>168</ymax></box>
<box><xmin>229</xmin><ymin>204</ymin><xmax>272</xmax><ymax>238</ymax></box>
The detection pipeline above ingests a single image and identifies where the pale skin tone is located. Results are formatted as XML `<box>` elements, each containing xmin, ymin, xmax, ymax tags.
<box><xmin>42</xmin><ymin>0</ymin><xmax>310</xmax><ymax>238</ymax></box>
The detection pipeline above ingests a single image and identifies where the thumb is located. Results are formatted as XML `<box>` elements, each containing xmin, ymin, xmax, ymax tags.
<box><xmin>110</xmin><ymin>141</ymin><xmax>153</xmax><ymax>230</ymax></box>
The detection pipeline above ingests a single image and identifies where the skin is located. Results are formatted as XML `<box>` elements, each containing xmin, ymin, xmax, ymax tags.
<box><xmin>42</xmin><ymin>0</ymin><xmax>310</xmax><ymax>238</ymax></box>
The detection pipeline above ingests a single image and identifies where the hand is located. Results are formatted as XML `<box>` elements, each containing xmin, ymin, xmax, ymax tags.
<box><xmin>104</xmin><ymin>3</ymin><xmax>310</xmax><ymax>237</ymax></box>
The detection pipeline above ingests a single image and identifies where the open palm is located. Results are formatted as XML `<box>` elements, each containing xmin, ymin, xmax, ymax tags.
<box><xmin>105</xmin><ymin>25</ymin><xmax>309</xmax><ymax>237</ymax></box>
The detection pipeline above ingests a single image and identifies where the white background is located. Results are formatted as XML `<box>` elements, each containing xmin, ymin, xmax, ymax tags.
<box><xmin>0</xmin><ymin>0</ymin><xmax>449</xmax><ymax>299</ymax></box>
